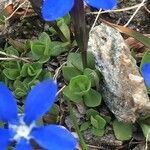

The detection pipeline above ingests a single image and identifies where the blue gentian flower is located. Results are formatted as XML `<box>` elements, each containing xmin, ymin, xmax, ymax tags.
<box><xmin>42</xmin><ymin>0</ymin><xmax>117</xmax><ymax>21</ymax></box>
<box><xmin>0</xmin><ymin>80</ymin><xmax>77</xmax><ymax>150</ymax></box>
<box><xmin>141</xmin><ymin>63</ymin><xmax>150</xmax><ymax>88</ymax></box>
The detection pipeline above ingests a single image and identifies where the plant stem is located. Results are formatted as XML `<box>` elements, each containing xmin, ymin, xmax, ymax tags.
<box><xmin>49</xmin><ymin>21</ymin><xmax>68</xmax><ymax>42</ymax></box>
<box><xmin>67</xmin><ymin>100</ymin><xmax>88</xmax><ymax>150</ymax></box>
<box><xmin>71</xmin><ymin>0</ymin><xmax>88</xmax><ymax>68</ymax></box>
<box><xmin>29</xmin><ymin>0</ymin><xmax>68</xmax><ymax>42</ymax></box>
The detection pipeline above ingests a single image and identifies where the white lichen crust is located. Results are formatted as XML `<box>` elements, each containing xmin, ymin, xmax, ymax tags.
<box><xmin>88</xmin><ymin>24</ymin><xmax>150</xmax><ymax>122</ymax></box>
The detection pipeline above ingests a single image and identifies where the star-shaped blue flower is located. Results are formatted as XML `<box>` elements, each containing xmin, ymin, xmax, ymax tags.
<box><xmin>141</xmin><ymin>63</ymin><xmax>150</xmax><ymax>89</ymax></box>
<box><xmin>0</xmin><ymin>80</ymin><xmax>77</xmax><ymax>150</ymax></box>
<box><xmin>42</xmin><ymin>0</ymin><xmax>117</xmax><ymax>21</ymax></box>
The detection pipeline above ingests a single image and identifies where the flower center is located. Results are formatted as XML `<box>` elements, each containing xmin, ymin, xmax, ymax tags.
<box><xmin>16</xmin><ymin>124</ymin><xmax>31</xmax><ymax>139</ymax></box>
<box><xmin>9</xmin><ymin>123</ymin><xmax>34</xmax><ymax>141</ymax></box>
<box><xmin>9</xmin><ymin>116</ymin><xmax>35</xmax><ymax>141</ymax></box>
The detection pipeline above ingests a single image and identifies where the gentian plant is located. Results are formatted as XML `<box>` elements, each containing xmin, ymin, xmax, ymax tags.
<box><xmin>42</xmin><ymin>0</ymin><xmax>117</xmax><ymax>21</ymax></box>
<box><xmin>0</xmin><ymin>80</ymin><xmax>77</xmax><ymax>150</ymax></box>
<box><xmin>141</xmin><ymin>63</ymin><xmax>150</xmax><ymax>89</ymax></box>
<box><xmin>28</xmin><ymin>0</ymin><xmax>117</xmax><ymax>68</ymax></box>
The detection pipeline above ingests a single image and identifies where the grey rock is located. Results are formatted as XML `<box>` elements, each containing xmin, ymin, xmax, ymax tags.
<box><xmin>83</xmin><ymin>127</ymin><xmax>122</xmax><ymax>149</ymax></box>
<box><xmin>88</xmin><ymin>24</ymin><xmax>150</xmax><ymax>122</ymax></box>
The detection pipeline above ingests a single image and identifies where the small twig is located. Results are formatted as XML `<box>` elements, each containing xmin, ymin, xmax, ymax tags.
<box><xmin>56</xmin><ymin>85</ymin><xmax>66</xmax><ymax>96</ymax></box>
<box><xmin>90</xmin><ymin>9</ymin><xmax>102</xmax><ymax>32</ymax></box>
<box><xmin>87</xmin><ymin>144</ymin><xmax>106</xmax><ymax>150</ymax></box>
<box><xmin>20</xmin><ymin>1</ymin><xmax>30</xmax><ymax>19</ymax></box>
<box><xmin>144</xmin><ymin>5</ymin><xmax>150</xmax><ymax>13</ymax></box>
<box><xmin>1</xmin><ymin>0</ymin><xmax>28</xmax><ymax>32</ymax></box>
<box><xmin>124</xmin><ymin>0</ymin><xmax>147</xmax><ymax>27</ymax></box>
<box><xmin>0</xmin><ymin>57</ymin><xmax>27</xmax><ymax>61</ymax></box>
<box><xmin>53</xmin><ymin>62</ymin><xmax>66</xmax><ymax>81</ymax></box>
<box><xmin>87</xmin><ymin>3</ymin><xmax>144</xmax><ymax>15</ymax></box>
<box><xmin>5</xmin><ymin>0</ymin><xmax>28</xmax><ymax>21</ymax></box>
<box><xmin>0</xmin><ymin>51</ymin><xmax>31</xmax><ymax>63</ymax></box>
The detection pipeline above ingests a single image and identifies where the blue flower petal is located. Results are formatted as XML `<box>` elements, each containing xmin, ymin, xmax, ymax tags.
<box><xmin>15</xmin><ymin>139</ymin><xmax>32</xmax><ymax>150</ymax></box>
<box><xmin>141</xmin><ymin>63</ymin><xmax>150</xmax><ymax>88</ymax></box>
<box><xmin>0</xmin><ymin>82</ymin><xmax>18</xmax><ymax>124</ymax></box>
<box><xmin>31</xmin><ymin>125</ymin><xmax>77</xmax><ymax>150</ymax></box>
<box><xmin>0</xmin><ymin>128</ymin><xmax>11</xmax><ymax>150</ymax></box>
<box><xmin>41</xmin><ymin>0</ymin><xmax>74</xmax><ymax>21</ymax></box>
<box><xmin>85</xmin><ymin>0</ymin><xmax>117</xmax><ymax>9</ymax></box>
<box><xmin>24</xmin><ymin>80</ymin><xmax>57</xmax><ymax>124</ymax></box>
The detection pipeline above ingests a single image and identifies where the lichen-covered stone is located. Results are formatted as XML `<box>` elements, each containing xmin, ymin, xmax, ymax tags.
<box><xmin>88</xmin><ymin>24</ymin><xmax>150</xmax><ymax>122</ymax></box>
<box><xmin>83</xmin><ymin>128</ymin><xmax>122</xmax><ymax>149</ymax></box>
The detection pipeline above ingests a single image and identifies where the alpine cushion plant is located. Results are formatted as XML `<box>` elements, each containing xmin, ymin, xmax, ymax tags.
<box><xmin>0</xmin><ymin>80</ymin><xmax>77</xmax><ymax>150</ymax></box>
<box><xmin>141</xmin><ymin>63</ymin><xmax>150</xmax><ymax>88</ymax></box>
<box><xmin>42</xmin><ymin>0</ymin><xmax>117</xmax><ymax>21</ymax></box>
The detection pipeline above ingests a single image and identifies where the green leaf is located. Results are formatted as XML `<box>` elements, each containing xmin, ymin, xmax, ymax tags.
<box><xmin>101</xmin><ymin>115</ymin><xmax>111</xmax><ymax>123</ymax></box>
<box><xmin>140</xmin><ymin>50</ymin><xmax>150</xmax><ymax>69</ymax></box>
<box><xmin>2</xmin><ymin>61</ymin><xmax>20</xmax><ymax>70</ymax></box>
<box><xmin>14</xmin><ymin>80</ymin><xmax>28</xmax><ymax>90</ymax></box>
<box><xmin>140</xmin><ymin>123</ymin><xmax>150</xmax><ymax>141</ymax></box>
<box><xmin>18</xmin><ymin>105</ymin><xmax>24</xmax><ymax>113</ymax></box>
<box><xmin>30</xmin><ymin>41</ymin><xmax>50</xmax><ymax>63</ymax></box>
<box><xmin>91</xmin><ymin>127</ymin><xmax>105</xmax><ymax>137</ymax></box>
<box><xmin>0</xmin><ymin>121</ymin><xmax>4</xmax><ymax>127</ymax></box>
<box><xmin>40</xmin><ymin>71</ymin><xmax>52</xmax><ymax>80</ymax></box>
<box><xmin>95</xmin><ymin>115</ymin><xmax>106</xmax><ymax>129</ymax></box>
<box><xmin>91</xmin><ymin>115</ymin><xmax>106</xmax><ymax>129</ymax></box>
<box><xmin>113</xmin><ymin>119</ymin><xmax>133</xmax><ymax>141</ymax></box>
<box><xmin>80</xmin><ymin>122</ymin><xmax>91</xmax><ymax>131</ymax></box>
<box><xmin>28</xmin><ymin>68</ymin><xmax>41</xmax><ymax>77</ymax></box>
<box><xmin>14</xmin><ymin>80</ymin><xmax>28</xmax><ymax>98</ymax></box>
<box><xmin>36</xmin><ymin>118</ymin><xmax>44</xmax><ymax>126</ymax></box>
<box><xmin>57</xmin><ymin>21</ymin><xmax>70</xmax><ymax>41</ymax></box>
<box><xmin>86</xmin><ymin>109</ymin><xmax>99</xmax><ymax>119</ymax></box>
<box><xmin>3</xmin><ymin>69</ymin><xmax>20</xmax><ymax>80</ymax></box>
<box><xmin>69</xmin><ymin>75</ymin><xmax>91</xmax><ymax>95</ymax></box>
<box><xmin>84</xmin><ymin>89</ymin><xmax>102</xmax><ymax>107</ymax></box>
<box><xmin>58</xmin><ymin>14</ymin><xmax>71</xmax><ymax>25</ymax></box>
<box><xmin>63</xmin><ymin>86</ymin><xmax>82</xmax><ymax>102</ymax></box>
<box><xmin>87</xmin><ymin>52</ymin><xmax>95</xmax><ymax>69</ymax></box>
<box><xmin>23</xmin><ymin>78</ymin><xmax>40</xmax><ymax>88</ymax></box>
<box><xmin>90</xmin><ymin>116</ymin><xmax>99</xmax><ymax>128</ymax></box>
<box><xmin>8</xmin><ymin>39</ymin><xmax>28</xmax><ymax>53</ymax></box>
<box><xmin>14</xmin><ymin>88</ymin><xmax>27</xmax><ymax>99</ymax></box>
<box><xmin>30</xmin><ymin>33</ymin><xmax>51</xmax><ymax>63</ymax></box>
<box><xmin>49</xmin><ymin>41</ymin><xmax>69</xmax><ymax>56</ymax></box>
<box><xmin>66</xmin><ymin>52</ymin><xmax>95</xmax><ymax>72</ymax></box>
<box><xmin>39</xmin><ymin>32</ymin><xmax>51</xmax><ymax>44</ymax></box>
<box><xmin>62</xmin><ymin>66</ymin><xmax>82</xmax><ymax>81</ymax></box>
<box><xmin>139</xmin><ymin>115</ymin><xmax>150</xmax><ymax>122</ymax></box>
<box><xmin>67</xmin><ymin>53</ymin><xmax>83</xmax><ymax>71</ymax></box>
<box><xmin>0</xmin><ymin>15</ymin><xmax>5</xmax><ymax>24</ymax></box>
<box><xmin>49</xmin><ymin>104</ymin><xmax>60</xmax><ymax>116</ymax></box>
<box><xmin>83</xmin><ymin>68</ymin><xmax>99</xmax><ymax>87</ymax></box>
<box><xmin>20</xmin><ymin>63</ymin><xmax>42</xmax><ymax>77</ymax></box>
<box><xmin>5</xmin><ymin>46</ymin><xmax>19</xmax><ymax>56</ymax></box>
<box><xmin>20</xmin><ymin>64</ymin><xmax>29</xmax><ymax>77</ymax></box>
<box><xmin>47</xmin><ymin>104</ymin><xmax>60</xmax><ymax>123</ymax></box>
